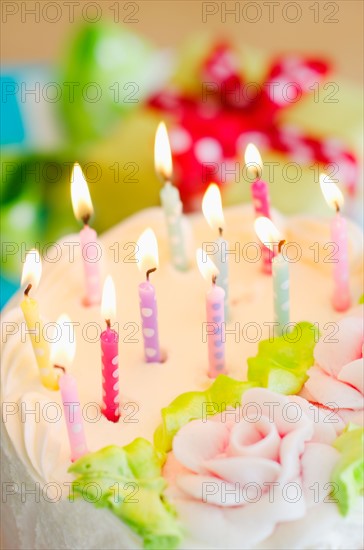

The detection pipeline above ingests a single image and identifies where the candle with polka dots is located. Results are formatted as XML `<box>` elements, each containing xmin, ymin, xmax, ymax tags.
<box><xmin>196</xmin><ymin>249</ymin><xmax>226</xmax><ymax>378</ymax></box>
<box><xmin>202</xmin><ymin>183</ymin><xmax>229</xmax><ymax>320</ymax></box>
<box><xmin>20</xmin><ymin>250</ymin><xmax>59</xmax><ymax>390</ymax></box>
<box><xmin>51</xmin><ymin>315</ymin><xmax>88</xmax><ymax>462</ymax></box>
<box><xmin>100</xmin><ymin>276</ymin><xmax>120</xmax><ymax>422</ymax></box>
<box><xmin>155</xmin><ymin>122</ymin><xmax>189</xmax><ymax>271</ymax></box>
<box><xmin>320</xmin><ymin>174</ymin><xmax>351</xmax><ymax>312</ymax></box>
<box><xmin>71</xmin><ymin>163</ymin><xmax>101</xmax><ymax>306</ymax></box>
<box><xmin>255</xmin><ymin>218</ymin><xmax>290</xmax><ymax>337</ymax></box>
<box><xmin>136</xmin><ymin>228</ymin><xmax>161</xmax><ymax>363</ymax></box>
<box><xmin>245</xmin><ymin>144</ymin><xmax>274</xmax><ymax>274</ymax></box>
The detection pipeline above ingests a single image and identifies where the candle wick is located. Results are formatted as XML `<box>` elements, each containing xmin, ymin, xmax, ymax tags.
<box><xmin>146</xmin><ymin>267</ymin><xmax>157</xmax><ymax>281</ymax></box>
<box><xmin>24</xmin><ymin>283</ymin><xmax>32</xmax><ymax>297</ymax></box>
<box><xmin>278</xmin><ymin>239</ymin><xmax>286</xmax><ymax>254</ymax></box>
<box><xmin>54</xmin><ymin>365</ymin><xmax>66</xmax><ymax>374</ymax></box>
<box><xmin>212</xmin><ymin>274</ymin><xmax>217</xmax><ymax>285</ymax></box>
<box><xmin>106</xmin><ymin>319</ymin><xmax>111</xmax><ymax>329</ymax></box>
<box><xmin>218</xmin><ymin>227</ymin><xmax>223</xmax><ymax>237</ymax></box>
<box><xmin>334</xmin><ymin>201</ymin><xmax>340</xmax><ymax>213</ymax></box>
<box><xmin>82</xmin><ymin>214</ymin><xmax>90</xmax><ymax>226</ymax></box>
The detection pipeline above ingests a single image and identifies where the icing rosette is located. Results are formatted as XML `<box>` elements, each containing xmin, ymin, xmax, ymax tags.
<box><xmin>303</xmin><ymin>307</ymin><xmax>364</xmax><ymax>426</ymax></box>
<box><xmin>163</xmin><ymin>388</ymin><xmax>346</xmax><ymax>549</ymax></box>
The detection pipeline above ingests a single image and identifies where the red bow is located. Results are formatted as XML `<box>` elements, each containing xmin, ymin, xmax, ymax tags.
<box><xmin>149</xmin><ymin>44</ymin><xmax>358</xmax><ymax>210</ymax></box>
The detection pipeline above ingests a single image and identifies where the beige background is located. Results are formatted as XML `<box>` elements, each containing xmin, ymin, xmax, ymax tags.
<box><xmin>1</xmin><ymin>0</ymin><xmax>363</xmax><ymax>84</ymax></box>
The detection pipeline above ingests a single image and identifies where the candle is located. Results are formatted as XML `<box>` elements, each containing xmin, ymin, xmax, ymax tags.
<box><xmin>196</xmin><ymin>248</ymin><xmax>226</xmax><ymax>378</ymax></box>
<box><xmin>255</xmin><ymin>217</ymin><xmax>290</xmax><ymax>337</ymax></box>
<box><xmin>51</xmin><ymin>314</ymin><xmax>88</xmax><ymax>462</ymax></box>
<box><xmin>136</xmin><ymin>228</ymin><xmax>161</xmax><ymax>363</ymax></box>
<box><xmin>320</xmin><ymin>174</ymin><xmax>351</xmax><ymax>312</ymax></box>
<box><xmin>71</xmin><ymin>163</ymin><xmax>101</xmax><ymax>306</ymax></box>
<box><xmin>155</xmin><ymin>122</ymin><xmax>189</xmax><ymax>271</ymax></box>
<box><xmin>245</xmin><ymin>144</ymin><xmax>274</xmax><ymax>274</ymax></box>
<box><xmin>202</xmin><ymin>183</ymin><xmax>229</xmax><ymax>320</ymax></box>
<box><xmin>100</xmin><ymin>276</ymin><xmax>120</xmax><ymax>422</ymax></box>
<box><xmin>20</xmin><ymin>250</ymin><xmax>58</xmax><ymax>390</ymax></box>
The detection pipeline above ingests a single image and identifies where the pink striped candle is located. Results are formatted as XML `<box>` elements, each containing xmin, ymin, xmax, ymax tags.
<box><xmin>320</xmin><ymin>174</ymin><xmax>351</xmax><ymax>312</ymax></box>
<box><xmin>100</xmin><ymin>276</ymin><xmax>120</xmax><ymax>422</ymax></box>
<box><xmin>245</xmin><ymin>144</ymin><xmax>274</xmax><ymax>274</ymax></box>
<box><xmin>51</xmin><ymin>315</ymin><xmax>88</xmax><ymax>463</ymax></box>
<box><xmin>59</xmin><ymin>371</ymin><xmax>88</xmax><ymax>462</ymax></box>
<box><xmin>136</xmin><ymin>229</ymin><xmax>161</xmax><ymax>363</ymax></box>
<box><xmin>71</xmin><ymin>163</ymin><xmax>101</xmax><ymax>306</ymax></box>
<box><xmin>197</xmin><ymin>249</ymin><xmax>226</xmax><ymax>378</ymax></box>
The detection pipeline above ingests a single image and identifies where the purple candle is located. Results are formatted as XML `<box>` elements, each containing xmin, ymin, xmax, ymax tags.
<box><xmin>245</xmin><ymin>144</ymin><xmax>274</xmax><ymax>274</ymax></box>
<box><xmin>136</xmin><ymin>229</ymin><xmax>161</xmax><ymax>363</ymax></box>
<box><xmin>196</xmin><ymin>248</ymin><xmax>226</xmax><ymax>378</ymax></box>
<box><xmin>71</xmin><ymin>163</ymin><xmax>101</xmax><ymax>306</ymax></box>
<box><xmin>100</xmin><ymin>276</ymin><xmax>120</xmax><ymax>422</ymax></box>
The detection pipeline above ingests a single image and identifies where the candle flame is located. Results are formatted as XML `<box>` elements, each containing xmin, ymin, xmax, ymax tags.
<box><xmin>319</xmin><ymin>173</ymin><xmax>344</xmax><ymax>211</ymax></box>
<box><xmin>244</xmin><ymin>143</ymin><xmax>262</xmax><ymax>179</ymax></box>
<box><xmin>50</xmin><ymin>314</ymin><xmax>76</xmax><ymax>369</ymax></box>
<box><xmin>136</xmin><ymin>228</ymin><xmax>159</xmax><ymax>275</ymax></box>
<box><xmin>196</xmin><ymin>248</ymin><xmax>219</xmax><ymax>282</ymax></box>
<box><xmin>21</xmin><ymin>249</ymin><xmax>42</xmax><ymax>290</ymax></box>
<box><xmin>202</xmin><ymin>183</ymin><xmax>225</xmax><ymax>231</ymax></box>
<box><xmin>101</xmin><ymin>275</ymin><xmax>116</xmax><ymax>322</ymax></box>
<box><xmin>254</xmin><ymin>216</ymin><xmax>282</xmax><ymax>252</ymax></box>
<box><xmin>71</xmin><ymin>163</ymin><xmax>94</xmax><ymax>222</ymax></box>
<box><xmin>155</xmin><ymin>122</ymin><xmax>173</xmax><ymax>181</ymax></box>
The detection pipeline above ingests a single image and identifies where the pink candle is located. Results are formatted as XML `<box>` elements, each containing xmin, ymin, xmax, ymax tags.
<box><xmin>80</xmin><ymin>224</ymin><xmax>101</xmax><ymax>306</ymax></box>
<box><xmin>136</xmin><ymin>228</ymin><xmax>161</xmax><ymax>363</ymax></box>
<box><xmin>320</xmin><ymin>174</ymin><xmax>351</xmax><ymax>312</ymax></box>
<box><xmin>245</xmin><ymin>144</ymin><xmax>274</xmax><ymax>274</ymax></box>
<box><xmin>197</xmin><ymin>249</ymin><xmax>226</xmax><ymax>378</ymax></box>
<box><xmin>100</xmin><ymin>275</ymin><xmax>120</xmax><ymax>422</ymax></box>
<box><xmin>71</xmin><ymin>162</ymin><xmax>101</xmax><ymax>306</ymax></box>
<box><xmin>51</xmin><ymin>314</ymin><xmax>88</xmax><ymax>463</ymax></box>
<box><xmin>331</xmin><ymin>211</ymin><xmax>351</xmax><ymax>311</ymax></box>
<box><xmin>59</xmin><ymin>371</ymin><xmax>88</xmax><ymax>462</ymax></box>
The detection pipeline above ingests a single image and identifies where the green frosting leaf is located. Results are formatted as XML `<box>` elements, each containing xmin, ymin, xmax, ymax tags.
<box><xmin>247</xmin><ymin>322</ymin><xmax>319</xmax><ymax>394</ymax></box>
<box><xmin>331</xmin><ymin>424</ymin><xmax>364</xmax><ymax>516</ymax></box>
<box><xmin>69</xmin><ymin>438</ymin><xmax>182</xmax><ymax>549</ymax></box>
<box><xmin>154</xmin><ymin>375</ymin><xmax>256</xmax><ymax>453</ymax></box>
<box><xmin>358</xmin><ymin>294</ymin><xmax>364</xmax><ymax>304</ymax></box>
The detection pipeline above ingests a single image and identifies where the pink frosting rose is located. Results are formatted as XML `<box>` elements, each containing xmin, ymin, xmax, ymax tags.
<box><xmin>163</xmin><ymin>388</ymin><xmax>345</xmax><ymax>549</ymax></box>
<box><xmin>303</xmin><ymin>312</ymin><xmax>364</xmax><ymax>425</ymax></box>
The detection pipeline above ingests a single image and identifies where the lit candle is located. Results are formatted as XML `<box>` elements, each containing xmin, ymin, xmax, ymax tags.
<box><xmin>255</xmin><ymin>217</ymin><xmax>290</xmax><ymax>337</ymax></box>
<box><xmin>245</xmin><ymin>144</ymin><xmax>274</xmax><ymax>274</ymax></box>
<box><xmin>51</xmin><ymin>314</ymin><xmax>88</xmax><ymax>462</ymax></box>
<box><xmin>196</xmin><ymin>248</ymin><xmax>226</xmax><ymax>378</ymax></box>
<box><xmin>100</xmin><ymin>275</ymin><xmax>120</xmax><ymax>422</ymax></box>
<box><xmin>20</xmin><ymin>250</ymin><xmax>58</xmax><ymax>390</ymax></box>
<box><xmin>71</xmin><ymin>163</ymin><xmax>101</xmax><ymax>306</ymax></box>
<box><xmin>320</xmin><ymin>174</ymin><xmax>351</xmax><ymax>312</ymax></box>
<box><xmin>136</xmin><ymin>228</ymin><xmax>161</xmax><ymax>363</ymax></box>
<box><xmin>202</xmin><ymin>183</ymin><xmax>229</xmax><ymax>320</ymax></box>
<box><xmin>155</xmin><ymin>122</ymin><xmax>189</xmax><ymax>271</ymax></box>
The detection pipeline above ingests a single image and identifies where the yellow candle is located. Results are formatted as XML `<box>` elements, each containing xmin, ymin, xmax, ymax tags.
<box><xmin>21</xmin><ymin>250</ymin><xmax>58</xmax><ymax>390</ymax></box>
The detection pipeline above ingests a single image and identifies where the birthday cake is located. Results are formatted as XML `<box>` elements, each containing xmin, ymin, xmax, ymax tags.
<box><xmin>1</xmin><ymin>203</ymin><xmax>363</xmax><ymax>550</ymax></box>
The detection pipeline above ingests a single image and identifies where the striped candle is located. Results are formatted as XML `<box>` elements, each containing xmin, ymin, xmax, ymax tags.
<box><xmin>155</xmin><ymin>122</ymin><xmax>189</xmax><ymax>271</ymax></box>
<box><xmin>272</xmin><ymin>244</ymin><xmax>290</xmax><ymax>337</ymax></box>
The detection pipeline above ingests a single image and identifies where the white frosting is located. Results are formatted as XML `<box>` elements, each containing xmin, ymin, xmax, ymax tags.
<box><xmin>1</xmin><ymin>204</ymin><xmax>363</xmax><ymax>549</ymax></box>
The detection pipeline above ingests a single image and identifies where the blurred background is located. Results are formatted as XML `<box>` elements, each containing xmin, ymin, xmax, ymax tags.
<box><xmin>1</xmin><ymin>0</ymin><xmax>363</xmax><ymax>306</ymax></box>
